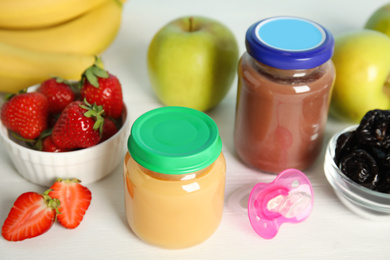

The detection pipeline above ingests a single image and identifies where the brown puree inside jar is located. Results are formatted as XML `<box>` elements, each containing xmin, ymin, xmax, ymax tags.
<box><xmin>234</xmin><ymin>53</ymin><xmax>335</xmax><ymax>173</ymax></box>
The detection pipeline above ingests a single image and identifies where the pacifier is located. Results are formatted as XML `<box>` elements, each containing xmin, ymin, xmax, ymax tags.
<box><xmin>248</xmin><ymin>168</ymin><xmax>314</xmax><ymax>239</ymax></box>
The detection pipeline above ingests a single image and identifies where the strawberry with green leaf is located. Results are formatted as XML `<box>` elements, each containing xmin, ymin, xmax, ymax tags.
<box><xmin>2</xmin><ymin>190</ymin><xmax>60</xmax><ymax>241</ymax></box>
<box><xmin>51</xmin><ymin>100</ymin><xmax>104</xmax><ymax>150</ymax></box>
<box><xmin>1</xmin><ymin>91</ymin><xmax>49</xmax><ymax>139</ymax></box>
<box><xmin>80</xmin><ymin>64</ymin><xmax>123</xmax><ymax>119</ymax></box>
<box><xmin>49</xmin><ymin>178</ymin><xmax>92</xmax><ymax>229</ymax></box>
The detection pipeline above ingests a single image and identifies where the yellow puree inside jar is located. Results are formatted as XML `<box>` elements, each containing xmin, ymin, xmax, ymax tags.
<box><xmin>123</xmin><ymin>152</ymin><xmax>226</xmax><ymax>249</ymax></box>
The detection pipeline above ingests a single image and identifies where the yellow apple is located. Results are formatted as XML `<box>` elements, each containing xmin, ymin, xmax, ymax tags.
<box><xmin>147</xmin><ymin>16</ymin><xmax>239</xmax><ymax>111</ymax></box>
<box><xmin>365</xmin><ymin>3</ymin><xmax>390</xmax><ymax>36</ymax></box>
<box><xmin>330</xmin><ymin>29</ymin><xmax>390</xmax><ymax>122</ymax></box>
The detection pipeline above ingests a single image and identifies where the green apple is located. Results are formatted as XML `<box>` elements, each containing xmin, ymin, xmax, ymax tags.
<box><xmin>365</xmin><ymin>3</ymin><xmax>390</xmax><ymax>36</ymax></box>
<box><xmin>147</xmin><ymin>16</ymin><xmax>239</xmax><ymax>111</ymax></box>
<box><xmin>330</xmin><ymin>29</ymin><xmax>390</xmax><ymax>122</ymax></box>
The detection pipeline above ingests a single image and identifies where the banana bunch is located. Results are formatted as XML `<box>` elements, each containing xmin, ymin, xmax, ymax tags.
<box><xmin>0</xmin><ymin>0</ymin><xmax>125</xmax><ymax>93</ymax></box>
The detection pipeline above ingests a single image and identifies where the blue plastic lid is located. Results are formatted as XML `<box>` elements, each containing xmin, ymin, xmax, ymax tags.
<box><xmin>128</xmin><ymin>106</ymin><xmax>222</xmax><ymax>175</ymax></box>
<box><xmin>245</xmin><ymin>16</ymin><xmax>334</xmax><ymax>70</ymax></box>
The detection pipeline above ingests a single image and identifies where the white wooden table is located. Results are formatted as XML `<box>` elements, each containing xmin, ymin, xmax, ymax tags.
<box><xmin>1</xmin><ymin>0</ymin><xmax>390</xmax><ymax>259</ymax></box>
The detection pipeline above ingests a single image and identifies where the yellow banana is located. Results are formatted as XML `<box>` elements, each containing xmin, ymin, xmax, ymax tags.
<box><xmin>0</xmin><ymin>0</ymin><xmax>122</xmax><ymax>55</ymax></box>
<box><xmin>0</xmin><ymin>42</ymin><xmax>99</xmax><ymax>94</ymax></box>
<box><xmin>0</xmin><ymin>0</ymin><xmax>112</xmax><ymax>29</ymax></box>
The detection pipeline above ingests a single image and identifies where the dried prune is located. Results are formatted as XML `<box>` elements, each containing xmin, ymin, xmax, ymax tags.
<box><xmin>376</xmin><ymin>172</ymin><xmax>390</xmax><ymax>194</ymax></box>
<box><xmin>339</xmin><ymin>149</ymin><xmax>380</xmax><ymax>190</ymax></box>
<box><xmin>334</xmin><ymin>109</ymin><xmax>390</xmax><ymax>194</ymax></box>
<box><xmin>381</xmin><ymin>154</ymin><xmax>390</xmax><ymax>170</ymax></box>
<box><xmin>334</xmin><ymin>131</ymin><xmax>357</xmax><ymax>165</ymax></box>
<box><xmin>356</xmin><ymin>109</ymin><xmax>390</xmax><ymax>151</ymax></box>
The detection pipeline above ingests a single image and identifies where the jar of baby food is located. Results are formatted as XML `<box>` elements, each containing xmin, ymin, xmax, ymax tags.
<box><xmin>234</xmin><ymin>16</ymin><xmax>335</xmax><ymax>173</ymax></box>
<box><xmin>124</xmin><ymin>106</ymin><xmax>226</xmax><ymax>249</ymax></box>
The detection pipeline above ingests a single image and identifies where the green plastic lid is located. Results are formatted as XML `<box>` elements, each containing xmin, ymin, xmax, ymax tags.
<box><xmin>128</xmin><ymin>106</ymin><xmax>222</xmax><ymax>175</ymax></box>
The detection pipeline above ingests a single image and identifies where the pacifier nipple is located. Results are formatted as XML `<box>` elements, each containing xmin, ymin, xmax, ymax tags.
<box><xmin>248</xmin><ymin>169</ymin><xmax>314</xmax><ymax>239</ymax></box>
<box><xmin>267</xmin><ymin>192</ymin><xmax>312</xmax><ymax>219</ymax></box>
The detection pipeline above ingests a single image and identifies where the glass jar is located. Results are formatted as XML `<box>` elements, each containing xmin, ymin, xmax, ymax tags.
<box><xmin>124</xmin><ymin>106</ymin><xmax>226</xmax><ymax>249</ymax></box>
<box><xmin>234</xmin><ymin>16</ymin><xmax>335</xmax><ymax>173</ymax></box>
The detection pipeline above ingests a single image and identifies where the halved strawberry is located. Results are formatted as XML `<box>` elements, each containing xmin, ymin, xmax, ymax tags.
<box><xmin>49</xmin><ymin>178</ymin><xmax>92</xmax><ymax>229</ymax></box>
<box><xmin>2</xmin><ymin>190</ymin><xmax>60</xmax><ymax>241</ymax></box>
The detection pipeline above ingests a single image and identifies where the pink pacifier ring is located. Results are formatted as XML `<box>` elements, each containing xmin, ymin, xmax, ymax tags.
<box><xmin>248</xmin><ymin>168</ymin><xmax>314</xmax><ymax>239</ymax></box>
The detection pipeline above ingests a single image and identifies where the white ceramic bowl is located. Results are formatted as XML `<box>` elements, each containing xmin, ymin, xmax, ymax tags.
<box><xmin>0</xmin><ymin>103</ymin><xmax>131</xmax><ymax>187</ymax></box>
<box><xmin>324</xmin><ymin>125</ymin><xmax>390</xmax><ymax>220</ymax></box>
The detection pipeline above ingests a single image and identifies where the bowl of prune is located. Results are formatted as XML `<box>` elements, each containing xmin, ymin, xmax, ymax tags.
<box><xmin>324</xmin><ymin>109</ymin><xmax>390</xmax><ymax>220</ymax></box>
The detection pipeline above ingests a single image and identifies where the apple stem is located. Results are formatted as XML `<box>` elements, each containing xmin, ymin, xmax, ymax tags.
<box><xmin>189</xmin><ymin>17</ymin><xmax>193</xmax><ymax>32</ymax></box>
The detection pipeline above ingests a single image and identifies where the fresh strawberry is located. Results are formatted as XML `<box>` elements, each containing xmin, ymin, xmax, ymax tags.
<box><xmin>2</xmin><ymin>190</ymin><xmax>60</xmax><ymax>241</ymax></box>
<box><xmin>51</xmin><ymin>100</ymin><xmax>104</xmax><ymax>150</ymax></box>
<box><xmin>100</xmin><ymin>117</ymin><xmax>118</xmax><ymax>142</ymax></box>
<box><xmin>1</xmin><ymin>92</ymin><xmax>49</xmax><ymax>139</ymax></box>
<box><xmin>49</xmin><ymin>178</ymin><xmax>92</xmax><ymax>229</ymax></box>
<box><xmin>42</xmin><ymin>136</ymin><xmax>69</xmax><ymax>152</ymax></box>
<box><xmin>37</xmin><ymin>77</ymin><xmax>75</xmax><ymax>115</ymax></box>
<box><xmin>47</xmin><ymin>114</ymin><xmax>60</xmax><ymax>129</ymax></box>
<box><xmin>80</xmin><ymin>64</ymin><xmax>123</xmax><ymax>119</ymax></box>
